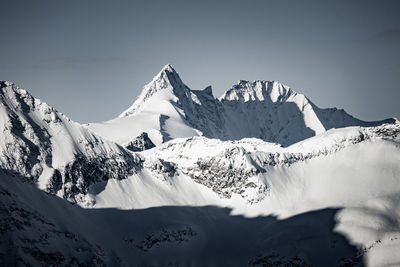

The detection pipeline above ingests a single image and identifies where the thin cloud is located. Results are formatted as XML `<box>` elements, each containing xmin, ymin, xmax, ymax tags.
<box><xmin>1</xmin><ymin>56</ymin><xmax>128</xmax><ymax>71</ymax></box>
<box><xmin>51</xmin><ymin>57</ymin><xmax>85</xmax><ymax>70</ymax></box>
<box><xmin>89</xmin><ymin>57</ymin><xmax>127</xmax><ymax>64</ymax></box>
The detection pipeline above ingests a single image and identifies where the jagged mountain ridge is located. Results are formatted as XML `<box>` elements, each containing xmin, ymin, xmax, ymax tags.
<box><xmin>89</xmin><ymin>64</ymin><xmax>395</xmax><ymax>147</ymax></box>
<box><xmin>0</xmin><ymin>81</ymin><xmax>141</xmax><ymax>204</ymax></box>
<box><xmin>0</xmin><ymin>66</ymin><xmax>396</xmax><ymax>205</ymax></box>
<box><xmin>1</xmin><ymin>71</ymin><xmax>398</xmax><ymax>209</ymax></box>
<box><xmin>1</xmin><ymin>67</ymin><xmax>400</xmax><ymax>266</ymax></box>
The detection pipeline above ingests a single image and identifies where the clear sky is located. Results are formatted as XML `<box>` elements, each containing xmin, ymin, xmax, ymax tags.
<box><xmin>1</xmin><ymin>0</ymin><xmax>399</xmax><ymax>123</ymax></box>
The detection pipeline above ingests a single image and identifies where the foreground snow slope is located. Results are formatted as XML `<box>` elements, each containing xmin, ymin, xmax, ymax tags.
<box><xmin>0</xmin><ymin>170</ymin><xmax>367</xmax><ymax>266</ymax></box>
<box><xmin>89</xmin><ymin>64</ymin><xmax>395</xmax><ymax>147</ymax></box>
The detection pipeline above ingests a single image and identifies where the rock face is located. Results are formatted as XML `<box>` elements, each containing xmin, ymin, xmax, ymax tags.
<box><xmin>89</xmin><ymin>65</ymin><xmax>395</xmax><ymax>147</ymax></box>
<box><xmin>126</xmin><ymin>132</ymin><xmax>155</xmax><ymax>152</ymax></box>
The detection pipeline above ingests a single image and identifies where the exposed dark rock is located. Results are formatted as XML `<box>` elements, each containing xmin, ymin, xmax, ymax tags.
<box><xmin>126</xmin><ymin>132</ymin><xmax>155</xmax><ymax>152</ymax></box>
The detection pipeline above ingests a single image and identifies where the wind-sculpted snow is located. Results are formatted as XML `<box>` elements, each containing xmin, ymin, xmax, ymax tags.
<box><xmin>335</xmin><ymin>195</ymin><xmax>400</xmax><ymax>266</ymax></box>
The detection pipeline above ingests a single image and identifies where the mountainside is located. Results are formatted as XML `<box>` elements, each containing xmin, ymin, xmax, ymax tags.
<box><xmin>0</xmin><ymin>81</ymin><xmax>141</xmax><ymax>204</ymax></box>
<box><xmin>89</xmin><ymin>65</ymin><xmax>395</xmax><ymax>147</ymax></box>
<box><xmin>0</xmin><ymin>170</ymin><xmax>362</xmax><ymax>266</ymax></box>
<box><xmin>2</xmin><ymin>123</ymin><xmax>400</xmax><ymax>266</ymax></box>
<box><xmin>1</xmin><ymin>66</ymin><xmax>400</xmax><ymax>266</ymax></box>
<box><xmin>91</xmin><ymin>123</ymin><xmax>400</xmax><ymax>213</ymax></box>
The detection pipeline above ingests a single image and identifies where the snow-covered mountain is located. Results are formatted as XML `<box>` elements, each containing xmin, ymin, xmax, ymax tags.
<box><xmin>1</xmin><ymin>65</ymin><xmax>400</xmax><ymax>266</ymax></box>
<box><xmin>0</xmin><ymin>81</ymin><xmax>141</xmax><ymax>204</ymax></box>
<box><xmin>89</xmin><ymin>64</ymin><xmax>395</xmax><ymax>147</ymax></box>
<box><xmin>2</xmin><ymin>121</ymin><xmax>400</xmax><ymax>266</ymax></box>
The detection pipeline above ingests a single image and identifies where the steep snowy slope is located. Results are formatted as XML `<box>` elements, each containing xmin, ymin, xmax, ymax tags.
<box><xmin>88</xmin><ymin>65</ymin><xmax>202</xmax><ymax>146</ymax></box>
<box><xmin>88</xmin><ymin>64</ymin><xmax>395</xmax><ymax>147</ymax></box>
<box><xmin>0</xmin><ymin>81</ymin><xmax>140</xmax><ymax>204</ymax></box>
<box><xmin>220</xmin><ymin>80</ymin><xmax>395</xmax><ymax>145</ymax></box>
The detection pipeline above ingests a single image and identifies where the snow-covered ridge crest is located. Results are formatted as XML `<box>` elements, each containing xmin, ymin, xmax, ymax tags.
<box><xmin>91</xmin><ymin>64</ymin><xmax>396</xmax><ymax>148</ymax></box>
<box><xmin>0</xmin><ymin>81</ymin><xmax>70</xmax><ymax>123</ymax></box>
<box><xmin>139</xmin><ymin>122</ymin><xmax>400</xmax><ymax>202</ymax></box>
<box><xmin>119</xmin><ymin>64</ymin><xmax>190</xmax><ymax>117</ymax></box>
<box><xmin>0</xmin><ymin>80</ymin><xmax>141</xmax><ymax>204</ymax></box>
<box><xmin>220</xmin><ymin>80</ymin><xmax>295</xmax><ymax>103</ymax></box>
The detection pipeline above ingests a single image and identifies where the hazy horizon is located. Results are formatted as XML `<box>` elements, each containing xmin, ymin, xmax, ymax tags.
<box><xmin>1</xmin><ymin>0</ymin><xmax>399</xmax><ymax>123</ymax></box>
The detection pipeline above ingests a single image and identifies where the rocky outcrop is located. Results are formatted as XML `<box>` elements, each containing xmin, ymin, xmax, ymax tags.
<box><xmin>126</xmin><ymin>132</ymin><xmax>155</xmax><ymax>152</ymax></box>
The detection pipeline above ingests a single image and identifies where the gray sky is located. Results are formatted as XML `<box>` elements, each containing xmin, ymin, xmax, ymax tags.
<box><xmin>1</xmin><ymin>0</ymin><xmax>399</xmax><ymax>123</ymax></box>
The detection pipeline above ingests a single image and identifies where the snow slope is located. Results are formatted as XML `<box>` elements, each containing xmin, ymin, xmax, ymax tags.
<box><xmin>89</xmin><ymin>64</ymin><xmax>395</xmax><ymax>147</ymax></box>
<box><xmin>86</xmin><ymin>123</ymin><xmax>400</xmax><ymax>266</ymax></box>
<box><xmin>0</xmin><ymin>170</ymin><xmax>367</xmax><ymax>266</ymax></box>
<box><xmin>90</xmin><ymin>123</ymin><xmax>400</xmax><ymax>213</ymax></box>
<box><xmin>0</xmin><ymin>81</ymin><xmax>140</xmax><ymax>204</ymax></box>
<box><xmin>88</xmin><ymin>65</ymin><xmax>202</xmax><ymax>146</ymax></box>
<box><xmin>1</xmin><ymin>123</ymin><xmax>400</xmax><ymax>266</ymax></box>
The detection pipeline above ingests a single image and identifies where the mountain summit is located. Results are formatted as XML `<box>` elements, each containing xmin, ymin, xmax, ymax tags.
<box><xmin>119</xmin><ymin>64</ymin><xmax>189</xmax><ymax>117</ymax></box>
<box><xmin>89</xmin><ymin>64</ymin><xmax>395</xmax><ymax>147</ymax></box>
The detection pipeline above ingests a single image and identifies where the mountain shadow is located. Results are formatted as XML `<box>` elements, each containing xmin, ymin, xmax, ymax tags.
<box><xmin>0</xmin><ymin>170</ymin><xmax>364</xmax><ymax>266</ymax></box>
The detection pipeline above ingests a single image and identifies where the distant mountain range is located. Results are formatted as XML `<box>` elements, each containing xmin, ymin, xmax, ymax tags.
<box><xmin>89</xmin><ymin>64</ymin><xmax>395</xmax><ymax>147</ymax></box>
